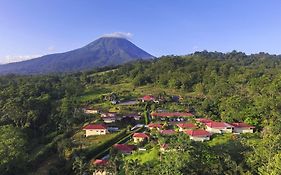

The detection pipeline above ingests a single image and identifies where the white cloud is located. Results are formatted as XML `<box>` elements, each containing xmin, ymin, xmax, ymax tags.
<box><xmin>101</xmin><ymin>32</ymin><xmax>133</xmax><ymax>40</ymax></box>
<box><xmin>0</xmin><ymin>54</ymin><xmax>42</xmax><ymax>64</ymax></box>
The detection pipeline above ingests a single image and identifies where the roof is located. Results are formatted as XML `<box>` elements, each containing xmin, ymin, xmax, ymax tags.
<box><xmin>92</xmin><ymin>159</ymin><xmax>108</xmax><ymax>166</ymax></box>
<box><xmin>83</xmin><ymin>124</ymin><xmax>107</xmax><ymax>130</ymax></box>
<box><xmin>141</xmin><ymin>95</ymin><xmax>155</xmax><ymax>101</ymax></box>
<box><xmin>177</xmin><ymin>123</ymin><xmax>196</xmax><ymax>129</ymax></box>
<box><xmin>133</xmin><ymin>133</ymin><xmax>149</xmax><ymax>138</ymax></box>
<box><xmin>185</xmin><ymin>129</ymin><xmax>211</xmax><ymax>137</ymax></box>
<box><xmin>147</xmin><ymin>123</ymin><xmax>163</xmax><ymax>128</ymax></box>
<box><xmin>151</xmin><ymin>112</ymin><xmax>194</xmax><ymax>117</ymax></box>
<box><xmin>195</xmin><ymin>118</ymin><xmax>213</xmax><ymax>123</ymax></box>
<box><xmin>205</xmin><ymin>122</ymin><xmax>233</xmax><ymax>128</ymax></box>
<box><xmin>160</xmin><ymin>129</ymin><xmax>176</xmax><ymax>135</ymax></box>
<box><xmin>231</xmin><ymin>122</ymin><xmax>255</xmax><ymax>129</ymax></box>
<box><xmin>113</xmin><ymin>144</ymin><xmax>135</xmax><ymax>153</ymax></box>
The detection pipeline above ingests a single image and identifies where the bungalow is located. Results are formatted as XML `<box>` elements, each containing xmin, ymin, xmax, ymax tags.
<box><xmin>195</xmin><ymin>118</ymin><xmax>213</xmax><ymax>124</ymax></box>
<box><xmin>151</xmin><ymin>112</ymin><xmax>194</xmax><ymax>119</ymax></box>
<box><xmin>102</xmin><ymin>117</ymin><xmax>116</xmax><ymax>123</ymax></box>
<box><xmin>101</xmin><ymin>112</ymin><xmax>117</xmax><ymax>118</ymax></box>
<box><xmin>92</xmin><ymin>159</ymin><xmax>109</xmax><ymax>175</ymax></box>
<box><xmin>160</xmin><ymin>129</ymin><xmax>176</xmax><ymax>135</ymax></box>
<box><xmin>132</xmin><ymin>133</ymin><xmax>149</xmax><ymax>143</ymax></box>
<box><xmin>205</xmin><ymin>122</ymin><xmax>234</xmax><ymax>134</ymax></box>
<box><xmin>82</xmin><ymin>108</ymin><xmax>100</xmax><ymax>114</ymax></box>
<box><xmin>177</xmin><ymin>123</ymin><xmax>197</xmax><ymax>132</ymax></box>
<box><xmin>83</xmin><ymin>124</ymin><xmax>108</xmax><ymax>137</ymax></box>
<box><xmin>123</xmin><ymin>114</ymin><xmax>142</xmax><ymax>120</ymax></box>
<box><xmin>231</xmin><ymin>122</ymin><xmax>255</xmax><ymax>133</ymax></box>
<box><xmin>147</xmin><ymin>123</ymin><xmax>163</xmax><ymax>130</ymax></box>
<box><xmin>185</xmin><ymin>129</ymin><xmax>212</xmax><ymax>142</ymax></box>
<box><xmin>113</xmin><ymin>144</ymin><xmax>136</xmax><ymax>154</ymax></box>
<box><xmin>140</xmin><ymin>95</ymin><xmax>155</xmax><ymax>102</ymax></box>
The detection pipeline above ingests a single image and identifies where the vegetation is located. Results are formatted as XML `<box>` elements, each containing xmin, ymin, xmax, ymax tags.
<box><xmin>1</xmin><ymin>51</ymin><xmax>281</xmax><ymax>174</ymax></box>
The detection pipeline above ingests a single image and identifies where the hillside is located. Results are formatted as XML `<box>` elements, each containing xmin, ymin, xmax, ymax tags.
<box><xmin>0</xmin><ymin>37</ymin><xmax>154</xmax><ymax>75</ymax></box>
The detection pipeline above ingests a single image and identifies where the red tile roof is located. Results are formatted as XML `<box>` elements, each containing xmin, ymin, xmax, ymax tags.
<box><xmin>151</xmin><ymin>112</ymin><xmax>193</xmax><ymax>117</ymax></box>
<box><xmin>83</xmin><ymin>124</ymin><xmax>107</xmax><ymax>130</ymax></box>
<box><xmin>231</xmin><ymin>122</ymin><xmax>255</xmax><ymax>129</ymax></box>
<box><xmin>113</xmin><ymin>144</ymin><xmax>135</xmax><ymax>153</ymax></box>
<box><xmin>205</xmin><ymin>122</ymin><xmax>233</xmax><ymax>128</ymax></box>
<box><xmin>177</xmin><ymin>123</ymin><xmax>196</xmax><ymax>129</ymax></box>
<box><xmin>147</xmin><ymin>123</ymin><xmax>163</xmax><ymax>128</ymax></box>
<box><xmin>92</xmin><ymin>159</ymin><xmax>108</xmax><ymax>165</ymax></box>
<box><xmin>141</xmin><ymin>95</ymin><xmax>155</xmax><ymax>101</ymax></box>
<box><xmin>133</xmin><ymin>133</ymin><xmax>149</xmax><ymax>138</ymax></box>
<box><xmin>160</xmin><ymin>129</ymin><xmax>176</xmax><ymax>135</ymax></box>
<box><xmin>195</xmin><ymin>118</ymin><xmax>213</xmax><ymax>123</ymax></box>
<box><xmin>185</xmin><ymin>129</ymin><xmax>212</xmax><ymax>137</ymax></box>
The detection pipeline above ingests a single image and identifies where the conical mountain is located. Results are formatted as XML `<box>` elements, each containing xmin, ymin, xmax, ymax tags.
<box><xmin>0</xmin><ymin>37</ymin><xmax>154</xmax><ymax>75</ymax></box>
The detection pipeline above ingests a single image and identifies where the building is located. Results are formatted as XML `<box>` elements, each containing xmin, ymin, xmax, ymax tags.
<box><xmin>147</xmin><ymin>123</ymin><xmax>163</xmax><ymax>130</ymax></box>
<box><xmin>159</xmin><ymin>129</ymin><xmax>176</xmax><ymax>135</ymax></box>
<box><xmin>123</xmin><ymin>114</ymin><xmax>142</xmax><ymax>120</ymax></box>
<box><xmin>113</xmin><ymin>144</ymin><xmax>136</xmax><ymax>154</ymax></box>
<box><xmin>185</xmin><ymin>129</ymin><xmax>212</xmax><ymax>142</ymax></box>
<box><xmin>92</xmin><ymin>159</ymin><xmax>108</xmax><ymax>175</ymax></box>
<box><xmin>82</xmin><ymin>108</ymin><xmax>100</xmax><ymax>114</ymax></box>
<box><xmin>205</xmin><ymin>122</ymin><xmax>234</xmax><ymax>134</ymax></box>
<box><xmin>151</xmin><ymin>112</ymin><xmax>194</xmax><ymax>118</ymax></box>
<box><xmin>195</xmin><ymin>118</ymin><xmax>213</xmax><ymax>124</ymax></box>
<box><xmin>132</xmin><ymin>133</ymin><xmax>149</xmax><ymax>143</ymax></box>
<box><xmin>102</xmin><ymin>117</ymin><xmax>116</xmax><ymax>123</ymax></box>
<box><xmin>140</xmin><ymin>95</ymin><xmax>155</xmax><ymax>102</ymax></box>
<box><xmin>177</xmin><ymin>123</ymin><xmax>197</xmax><ymax>132</ymax></box>
<box><xmin>101</xmin><ymin>112</ymin><xmax>117</xmax><ymax>118</ymax></box>
<box><xmin>83</xmin><ymin>124</ymin><xmax>108</xmax><ymax>137</ymax></box>
<box><xmin>231</xmin><ymin>122</ymin><xmax>255</xmax><ymax>133</ymax></box>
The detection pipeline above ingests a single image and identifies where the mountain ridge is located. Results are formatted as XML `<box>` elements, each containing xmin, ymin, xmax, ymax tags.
<box><xmin>0</xmin><ymin>37</ymin><xmax>154</xmax><ymax>75</ymax></box>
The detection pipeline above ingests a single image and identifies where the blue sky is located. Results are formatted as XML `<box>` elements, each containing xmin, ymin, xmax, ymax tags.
<box><xmin>0</xmin><ymin>0</ymin><xmax>281</xmax><ymax>63</ymax></box>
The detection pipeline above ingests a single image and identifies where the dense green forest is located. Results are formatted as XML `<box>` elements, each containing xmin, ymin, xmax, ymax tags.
<box><xmin>1</xmin><ymin>51</ymin><xmax>281</xmax><ymax>175</ymax></box>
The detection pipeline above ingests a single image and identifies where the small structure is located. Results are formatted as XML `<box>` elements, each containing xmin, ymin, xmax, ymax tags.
<box><xmin>231</xmin><ymin>122</ymin><xmax>255</xmax><ymax>133</ymax></box>
<box><xmin>101</xmin><ymin>112</ymin><xmax>117</xmax><ymax>118</ymax></box>
<box><xmin>147</xmin><ymin>123</ymin><xmax>163</xmax><ymax>130</ymax></box>
<box><xmin>140</xmin><ymin>95</ymin><xmax>155</xmax><ymax>102</ymax></box>
<box><xmin>113</xmin><ymin>144</ymin><xmax>136</xmax><ymax>154</ymax></box>
<box><xmin>92</xmin><ymin>159</ymin><xmax>109</xmax><ymax>175</ymax></box>
<box><xmin>92</xmin><ymin>159</ymin><xmax>108</xmax><ymax>166</ymax></box>
<box><xmin>132</xmin><ymin>133</ymin><xmax>149</xmax><ymax>143</ymax></box>
<box><xmin>102</xmin><ymin>117</ymin><xmax>116</xmax><ymax>123</ymax></box>
<box><xmin>82</xmin><ymin>107</ymin><xmax>100</xmax><ymax>114</ymax></box>
<box><xmin>123</xmin><ymin>114</ymin><xmax>142</xmax><ymax>120</ymax></box>
<box><xmin>195</xmin><ymin>118</ymin><xmax>213</xmax><ymax>124</ymax></box>
<box><xmin>177</xmin><ymin>123</ymin><xmax>197</xmax><ymax>132</ymax></box>
<box><xmin>83</xmin><ymin>124</ymin><xmax>108</xmax><ymax>137</ymax></box>
<box><xmin>151</xmin><ymin>112</ymin><xmax>194</xmax><ymax>119</ymax></box>
<box><xmin>205</xmin><ymin>122</ymin><xmax>234</xmax><ymax>134</ymax></box>
<box><xmin>185</xmin><ymin>129</ymin><xmax>212</xmax><ymax>142</ymax></box>
<box><xmin>160</xmin><ymin>129</ymin><xmax>176</xmax><ymax>135</ymax></box>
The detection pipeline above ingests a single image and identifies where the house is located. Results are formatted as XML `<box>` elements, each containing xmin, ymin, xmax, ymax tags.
<box><xmin>82</xmin><ymin>108</ymin><xmax>100</xmax><ymax>114</ymax></box>
<box><xmin>123</xmin><ymin>114</ymin><xmax>142</xmax><ymax>120</ymax></box>
<box><xmin>185</xmin><ymin>129</ymin><xmax>212</xmax><ymax>142</ymax></box>
<box><xmin>177</xmin><ymin>123</ymin><xmax>197</xmax><ymax>132</ymax></box>
<box><xmin>160</xmin><ymin>129</ymin><xmax>176</xmax><ymax>135</ymax></box>
<box><xmin>231</xmin><ymin>122</ymin><xmax>255</xmax><ymax>133</ymax></box>
<box><xmin>140</xmin><ymin>95</ymin><xmax>155</xmax><ymax>102</ymax></box>
<box><xmin>132</xmin><ymin>133</ymin><xmax>149</xmax><ymax>143</ymax></box>
<box><xmin>83</xmin><ymin>124</ymin><xmax>109</xmax><ymax>137</ymax></box>
<box><xmin>102</xmin><ymin>117</ymin><xmax>116</xmax><ymax>123</ymax></box>
<box><xmin>205</xmin><ymin>122</ymin><xmax>234</xmax><ymax>134</ymax></box>
<box><xmin>113</xmin><ymin>144</ymin><xmax>136</xmax><ymax>154</ymax></box>
<box><xmin>101</xmin><ymin>112</ymin><xmax>117</xmax><ymax>118</ymax></box>
<box><xmin>151</xmin><ymin>112</ymin><xmax>194</xmax><ymax>119</ymax></box>
<box><xmin>195</xmin><ymin>118</ymin><xmax>213</xmax><ymax>124</ymax></box>
<box><xmin>92</xmin><ymin>159</ymin><xmax>109</xmax><ymax>175</ymax></box>
<box><xmin>147</xmin><ymin>123</ymin><xmax>163</xmax><ymax>130</ymax></box>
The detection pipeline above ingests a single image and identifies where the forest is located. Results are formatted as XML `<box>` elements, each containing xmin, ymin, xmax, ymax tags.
<box><xmin>0</xmin><ymin>51</ymin><xmax>281</xmax><ymax>175</ymax></box>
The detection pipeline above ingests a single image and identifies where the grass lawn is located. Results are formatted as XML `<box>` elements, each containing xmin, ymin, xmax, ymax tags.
<box><xmin>126</xmin><ymin>147</ymin><xmax>159</xmax><ymax>164</ymax></box>
<box><xmin>72</xmin><ymin>130</ymin><xmax>121</xmax><ymax>148</ymax></box>
<box><xmin>207</xmin><ymin>133</ymin><xmax>234</xmax><ymax>147</ymax></box>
